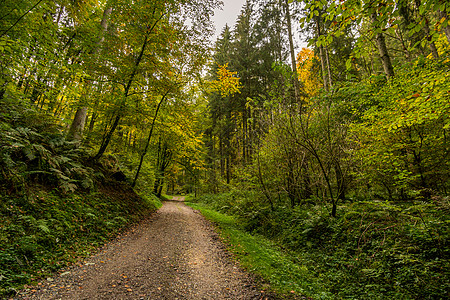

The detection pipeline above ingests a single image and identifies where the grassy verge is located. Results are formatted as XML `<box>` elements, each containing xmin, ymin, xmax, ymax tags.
<box><xmin>188</xmin><ymin>192</ymin><xmax>450</xmax><ymax>299</ymax></box>
<box><xmin>185</xmin><ymin>202</ymin><xmax>331</xmax><ymax>299</ymax></box>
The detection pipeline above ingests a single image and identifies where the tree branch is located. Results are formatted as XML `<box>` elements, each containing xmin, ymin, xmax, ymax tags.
<box><xmin>0</xmin><ymin>0</ymin><xmax>44</xmax><ymax>38</ymax></box>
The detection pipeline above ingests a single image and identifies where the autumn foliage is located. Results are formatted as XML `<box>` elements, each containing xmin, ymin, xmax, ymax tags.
<box><xmin>211</xmin><ymin>63</ymin><xmax>241</xmax><ymax>97</ymax></box>
<box><xmin>296</xmin><ymin>48</ymin><xmax>322</xmax><ymax>97</ymax></box>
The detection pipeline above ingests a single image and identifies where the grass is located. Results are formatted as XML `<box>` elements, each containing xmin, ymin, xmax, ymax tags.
<box><xmin>185</xmin><ymin>202</ymin><xmax>331</xmax><ymax>299</ymax></box>
<box><xmin>188</xmin><ymin>192</ymin><xmax>450</xmax><ymax>299</ymax></box>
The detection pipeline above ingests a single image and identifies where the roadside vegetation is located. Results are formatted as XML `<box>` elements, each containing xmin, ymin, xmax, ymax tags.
<box><xmin>187</xmin><ymin>192</ymin><xmax>448</xmax><ymax>299</ymax></box>
<box><xmin>0</xmin><ymin>98</ymin><xmax>161</xmax><ymax>296</ymax></box>
<box><xmin>186</xmin><ymin>201</ymin><xmax>329</xmax><ymax>299</ymax></box>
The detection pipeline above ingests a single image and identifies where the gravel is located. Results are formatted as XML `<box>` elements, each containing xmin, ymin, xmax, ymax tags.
<box><xmin>15</xmin><ymin>198</ymin><xmax>278</xmax><ymax>300</ymax></box>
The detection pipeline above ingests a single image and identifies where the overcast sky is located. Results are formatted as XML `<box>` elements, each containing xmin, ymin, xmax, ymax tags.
<box><xmin>211</xmin><ymin>0</ymin><xmax>246</xmax><ymax>39</ymax></box>
<box><xmin>210</xmin><ymin>0</ymin><xmax>307</xmax><ymax>49</ymax></box>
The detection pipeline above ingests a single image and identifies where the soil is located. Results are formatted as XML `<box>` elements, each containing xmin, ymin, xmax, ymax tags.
<box><xmin>15</xmin><ymin>197</ymin><xmax>277</xmax><ymax>300</ymax></box>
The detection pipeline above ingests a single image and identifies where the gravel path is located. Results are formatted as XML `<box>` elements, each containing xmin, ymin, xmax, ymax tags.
<box><xmin>16</xmin><ymin>197</ymin><xmax>273</xmax><ymax>299</ymax></box>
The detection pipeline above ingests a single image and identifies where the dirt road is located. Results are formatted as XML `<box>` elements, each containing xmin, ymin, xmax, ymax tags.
<box><xmin>17</xmin><ymin>198</ymin><xmax>271</xmax><ymax>299</ymax></box>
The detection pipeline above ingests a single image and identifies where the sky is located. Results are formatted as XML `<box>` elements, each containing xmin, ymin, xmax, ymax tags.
<box><xmin>210</xmin><ymin>0</ymin><xmax>307</xmax><ymax>50</ymax></box>
<box><xmin>211</xmin><ymin>0</ymin><xmax>246</xmax><ymax>39</ymax></box>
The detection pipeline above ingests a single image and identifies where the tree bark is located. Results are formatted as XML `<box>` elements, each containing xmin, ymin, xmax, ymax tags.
<box><xmin>371</xmin><ymin>13</ymin><xmax>395</xmax><ymax>78</ymax></box>
<box><xmin>66</xmin><ymin>106</ymin><xmax>87</xmax><ymax>142</ymax></box>
<box><xmin>96</xmin><ymin>7</ymin><xmax>113</xmax><ymax>51</ymax></box>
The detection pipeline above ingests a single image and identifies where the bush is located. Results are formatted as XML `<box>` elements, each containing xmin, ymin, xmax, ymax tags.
<box><xmin>192</xmin><ymin>192</ymin><xmax>449</xmax><ymax>299</ymax></box>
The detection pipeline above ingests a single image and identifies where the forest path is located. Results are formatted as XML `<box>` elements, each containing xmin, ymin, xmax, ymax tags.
<box><xmin>17</xmin><ymin>197</ymin><xmax>270</xmax><ymax>299</ymax></box>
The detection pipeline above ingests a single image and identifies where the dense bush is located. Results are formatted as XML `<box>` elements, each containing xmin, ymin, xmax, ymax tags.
<box><xmin>193</xmin><ymin>192</ymin><xmax>449</xmax><ymax>299</ymax></box>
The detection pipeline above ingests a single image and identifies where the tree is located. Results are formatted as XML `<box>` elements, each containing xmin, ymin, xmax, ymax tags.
<box><xmin>296</xmin><ymin>48</ymin><xmax>322</xmax><ymax>97</ymax></box>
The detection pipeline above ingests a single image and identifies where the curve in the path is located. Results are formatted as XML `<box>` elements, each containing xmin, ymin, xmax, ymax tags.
<box><xmin>17</xmin><ymin>199</ymin><xmax>271</xmax><ymax>300</ymax></box>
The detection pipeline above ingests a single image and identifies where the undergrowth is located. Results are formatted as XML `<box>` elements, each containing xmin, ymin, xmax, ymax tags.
<box><xmin>0</xmin><ymin>187</ymin><xmax>159</xmax><ymax>296</ymax></box>
<box><xmin>0</xmin><ymin>94</ymin><xmax>161</xmax><ymax>296</ymax></box>
<box><xmin>189</xmin><ymin>193</ymin><xmax>450</xmax><ymax>299</ymax></box>
<box><xmin>186</xmin><ymin>202</ymin><xmax>330</xmax><ymax>299</ymax></box>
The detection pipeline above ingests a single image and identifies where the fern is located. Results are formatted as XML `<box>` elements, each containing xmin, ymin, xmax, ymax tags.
<box><xmin>1</xmin><ymin>98</ymin><xmax>98</xmax><ymax>193</ymax></box>
<box><xmin>36</xmin><ymin>219</ymin><xmax>51</xmax><ymax>234</ymax></box>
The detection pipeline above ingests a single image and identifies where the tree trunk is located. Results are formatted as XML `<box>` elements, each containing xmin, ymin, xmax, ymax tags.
<box><xmin>283</xmin><ymin>0</ymin><xmax>302</xmax><ymax>102</ymax></box>
<box><xmin>153</xmin><ymin>139</ymin><xmax>172</xmax><ymax>197</ymax></box>
<box><xmin>66</xmin><ymin>106</ymin><xmax>87</xmax><ymax>142</ymax></box>
<box><xmin>153</xmin><ymin>139</ymin><xmax>163</xmax><ymax>194</ymax></box>
<box><xmin>316</xmin><ymin>17</ymin><xmax>329</xmax><ymax>91</ymax></box>
<box><xmin>132</xmin><ymin>92</ymin><xmax>168</xmax><ymax>187</ymax></box>
<box><xmin>0</xmin><ymin>0</ymin><xmax>44</xmax><ymax>38</ymax></box>
<box><xmin>242</xmin><ymin>106</ymin><xmax>247</xmax><ymax>165</ymax></box>
<box><xmin>412</xmin><ymin>0</ymin><xmax>438</xmax><ymax>58</ymax></box>
<box><xmin>226</xmin><ymin>156</ymin><xmax>230</xmax><ymax>185</ymax></box>
<box><xmin>438</xmin><ymin>10</ymin><xmax>450</xmax><ymax>44</ymax></box>
<box><xmin>331</xmin><ymin>202</ymin><xmax>337</xmax><ymax>218</ymax></box>
<box><xmin>96</xmin><ymin>7</ymin><xmax>113</xmax><ymax>51</ymax></box>
<box><xmin>94</xmin><ymin>33</ymin><xmax>150</xmax><ymax>160</ymax></box>
<box><xmin>371</xmin><ymin>13</ymin><xmax>395</xmax><ymax>78</ymax></box>
<box><xmin>256</xmin><ymin>152</ymin><xmax>274</xmax><ymax>211</ymax></box>
<box><xmin>422</xmin><ymin>18</ymin><xmax>439</xmax><ymax>59</ymax></box>
<box><xmin>325</xmin><ymin>46</ymin><xmax>333</xmax><ymax>89</ymax></box>
<box><xmin>67</xmin><ymin>7</ymin><xmax>113</xmax><ymax>143</ymax></box>
<box><xmin>0</xmin><ymin>81</ymin><xmax>6</xmax><ymax>100</ymax></box>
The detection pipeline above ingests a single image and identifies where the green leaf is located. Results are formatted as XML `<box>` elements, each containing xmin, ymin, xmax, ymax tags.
<box><xmin>346</xmin><ymin>58</ymin><xmax>352</xmax><ymax>70</ymax></box>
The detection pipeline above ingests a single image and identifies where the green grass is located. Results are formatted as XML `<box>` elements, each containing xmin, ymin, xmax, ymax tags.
<box><xmin>188</xmin><ymin>192</ymin><xmax>450</xmax><ymax>299</ymax></box>
<box><xmin>139</xmin><ymin>192</ymin><xmax>163</xmax><ymax>209</ymax></box>
<box><xmin>186</xmin><ymin>202</ymin><xmax>331</xmax><ymax>299</ymax></box>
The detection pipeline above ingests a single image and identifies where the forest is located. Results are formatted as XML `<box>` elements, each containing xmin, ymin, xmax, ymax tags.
<box><xmin>0</xmin><ymin>0</ymin><xmax>449</xmax><ymax>298</ymax></box>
